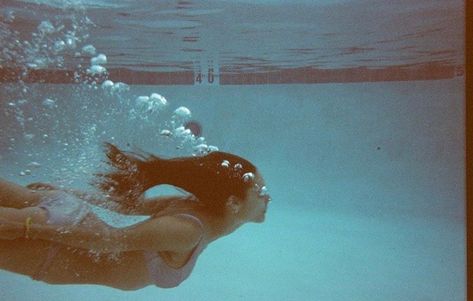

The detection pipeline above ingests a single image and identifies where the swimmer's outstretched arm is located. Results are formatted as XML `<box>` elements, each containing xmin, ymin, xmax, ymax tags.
<box><xmin>0</xmin><ymin>212</ymin><xmax>202</xmax><ymax>253</ymax></box>
<box><xmin>0</xmin><ymin>178</ymin><xmax>46</xmax><ymax>208</ymax></box>
<box><xmin>69</xmin><ymin>191</ymin><xmax>192</xmax><ymax>216</ymax></box>
<box><xmin>26</xmin><ymin>181</ymin><xmax>191</xmax><ymax>216</ymax></box>
<box><xmin>117</xmin><ymin>194</ymin><xmax>197</xmax><ymax>215</ymax></box>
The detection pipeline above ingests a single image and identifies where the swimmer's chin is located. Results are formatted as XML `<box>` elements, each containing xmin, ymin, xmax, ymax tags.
<box><xmin>252</xmin><ymin>214</ymin><xmax>266</xmax><ymax>224</ymax></box>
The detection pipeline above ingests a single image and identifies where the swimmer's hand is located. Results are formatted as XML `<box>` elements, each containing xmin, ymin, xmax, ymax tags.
<box><xmin>0</xmin><ymin>218</ymin><xmax>23</xmax><ymax>240</ymax></box>
<box><xmin>26</xmin><ymin>182</ymin><xmax>59</xmax><ymax>191</ymax></box>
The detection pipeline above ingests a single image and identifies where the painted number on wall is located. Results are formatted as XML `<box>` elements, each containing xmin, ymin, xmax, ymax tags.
<box><xmin>195</xmin><ymin>65</ymin><xmax>216</xmax><ymax>84</ymax></box>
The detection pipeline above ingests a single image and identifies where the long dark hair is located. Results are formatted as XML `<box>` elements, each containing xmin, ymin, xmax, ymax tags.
<box><xmin>95</xmin><ymin>143</ymin><xmax>258</xmax><ymax>216</ymax></box>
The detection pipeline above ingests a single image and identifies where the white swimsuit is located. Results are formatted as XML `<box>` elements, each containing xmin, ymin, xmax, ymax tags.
<box><xmin>32</xmin><ymin>191</ymin><xmax>91</xmax><ymax>280</ymax></box>
<box><xmin>39</xmin><ymin>191</ymin><xmax>90</xmax><ymax>226</ymax></box>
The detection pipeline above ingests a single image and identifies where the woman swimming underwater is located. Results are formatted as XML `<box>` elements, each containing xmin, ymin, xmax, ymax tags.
<box><xmin>0</xmin><ymin>143</ymin><xmax>271</xmax><ymax>290</ymax></box>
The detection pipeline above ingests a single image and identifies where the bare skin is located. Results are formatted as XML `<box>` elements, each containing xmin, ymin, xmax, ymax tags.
<box><xmin>0</xmin><ymin>175</ymin><xmax>270</xmax><ymax>290</ymax></box>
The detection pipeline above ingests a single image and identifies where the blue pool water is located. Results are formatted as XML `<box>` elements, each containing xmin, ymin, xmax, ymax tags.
<box><xmin>0</xmin><ymin>1</ymin><xmax>465</xmax><ymax>300</ymax></box>
<box><xmin>0</xmin><ymin>80</ymin><xmax>465</xmax><ymax>301</ymax></box>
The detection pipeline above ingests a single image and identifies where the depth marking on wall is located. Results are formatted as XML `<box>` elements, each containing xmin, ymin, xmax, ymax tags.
<box><xmin>193</xmin><ymin>59</ymin><xmax>219</xmax><ymax>86</ymax></box>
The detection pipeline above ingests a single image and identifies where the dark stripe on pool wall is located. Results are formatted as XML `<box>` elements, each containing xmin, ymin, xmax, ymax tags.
<box><xmin>0</xmin><ymin>64</ymin><xmax>461</xmax><ymax>85</ymax></box>
<box><xmin>0</xmin><ymin>67</ymin><xmax>195</xmax><ymax>85</ymax></box>
<box><xmin>219</xmin><ymin>64</ymin><xmax>461</xmax><ymax>84</ymax></box>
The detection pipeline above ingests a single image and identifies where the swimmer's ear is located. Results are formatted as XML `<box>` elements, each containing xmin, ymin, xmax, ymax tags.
<box><xmin>226</xmin><ymin>195</ymin><xmax>242</xmax><ymax>214</ymax></box>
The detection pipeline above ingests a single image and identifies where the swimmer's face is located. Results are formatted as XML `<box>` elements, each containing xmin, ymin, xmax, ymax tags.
<box><xmin>242</xmin><ymin>172</ymin><xmax>271</xmax><ymax>223</ymax></box>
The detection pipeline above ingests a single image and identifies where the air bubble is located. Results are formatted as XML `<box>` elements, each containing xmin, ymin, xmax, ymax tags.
<box><xmin>111</xmin><ymin>82</ymin><xmax>129</xmax><ymax>93</ymax></box>
<box><xmin>87</xmin><ymin>65</ymin><xmax>107</xmax><ymax>75</ymax></box>
<box><xmin>65</xmin><ymin>37</ymin><xmax>76</xmax><ymax>49</ymax></box>
<box><xmin>38</xmin><ymin>20</ymin><xmax>55</xmax><ymax>34</ymax></box>
<box><xmin>24</xmin><ymin>133</ymin><xmax>34</xmax><ymax>140</ymax></box>
<box><xmin>160</xmin><ymin>130</ymin><xmax>172</xmax><ymax>136</ymax></box>
<box><xmin>150</xmin><ymin>93</ymin><xmax>167</xmax><ymax>107</ymax></box>
<box><xmin>53</xmin><ymin>40</ymin><xmax>66</xmax><ymax>53</ymax></box>
<box><xmin>101</xmin><ymin>80</ymin><xmax>114</xmax><ymax>89</ymax></box>
<box><xmin>174</xmin><ymin>126</ymin><xmax>192</xmax><ymax>137</ymax></box>
<box><xmin>19</xmin><ymin>169</ymin><xmax>32</xmax><ymax>176</ymax></box>
<box><xmin>82</xmin><ymin>44</ymin><xmax>96</xmax><ymax>55</ymax></box>
<box><xmin>16</xmin><ymin>99</ymin><xmax>27</xmax><ymax>106</ymax></box>
<box><xmin>135</xmin><ymin>96</ymin><xmax>150</xmax><ymax>108</ymax></box>
<box><xmin>32</xmin><ymin>57</ymin><xmax>47</xmax><ymax>68</ymax></box>
<box><xmin>42</xmin><ymin>98</ymin><xmax>56</xmax><ymax>108</ymax></box>
<box><xmin>173</xmin><ymin>106</ymin><xmax>191</xmax><ymax>121</ymax></box>
<box><xmin>27</xmin><ymin>161</ymin><xmax>42</xmax><ymax>168</ymax></box>
<box><xmin>91</xmin><ymin>54</ymin><xmax>107</xmax><ymax>65</ymax></box>
<box><xmin>242</xmin><ymin>172</ymin><xmax>255</xmax><ymax>182</ymax></box>
<box><xmin>193</xmin><ymin>144</ymin><xmax>209</xmax><ymax>154</ymax></box>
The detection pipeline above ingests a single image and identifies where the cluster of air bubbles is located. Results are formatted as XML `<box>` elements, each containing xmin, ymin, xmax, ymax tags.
<box><xmin>193</xmin><ymin>143</ymin><xmax>219</xmax><ymax>155</ymax></box>
<box><xmin>19</xmin><ymin>170</ymin><xmax>31</xmax><ymax>176</ymax></box>
<box><xmin>87</xmin><ymin>53</ymin><xmax>107</xmax><ymax>74</ymax></box>
<box><xmin>18</xmin><ymin>161</ymin><xmax>42</xmax><ymax>176</ymax></box>
<box><xmin>24</xmin><ymin>15</ymin><xmax>93</xmax><ymax>70</ymax></box>
<box><xmin>91</xmin><ymin>53</ymin><xmax>107</xmax><ymax>65</ymax></box>
<box><xmin>101</xmin><ymin>80</ymin><xmax>130</xmax><ymax>94</ymax></box>
<box><xmin>133</xmin><ymin>93</ymin><xmax>168</xmax><ymax>115</ymax></box>
<box><xmin>87</xmin><ymin>65</ymin><xmax>106</xmax><ymax>75</ymax></box>
<box><xmin>219</xmin><ymin>161</ymin><xmax>253</xmax><ymax>180</ymax></box>
<box><xmin>37</xmin><ymin>20</ymin><xmax>55</xmax><ymax>35</ymax></box>
<box><xmin>73</xmin><ymin>49</ymin><xmax>111</xmax><ymax>87</ymax></box>
<box><xmin>150</xmin><ymin>105</ymin><xmax>218</xmax><ymax>155</ymax></box>
<box><xmin>0</xmin><ymin>6</ymin><xmax>222</xmax><ymax>182</ymax></box>
<box><xmin>86</xmin><ymin>53</ymin><xmax>107</xmax><ymax>76</ymax></box>
<box><xmin>6</xmin><ymin>100</ymin><xmax>27</xmax><ymax>129</ymax></box>
<box><xmin>0</xmin><ymin>6</ymin><xmax>93</xmax><ymax>95</ymax></box>
<box><xmin>168</xmin><ymin>106</ymin><xmax>192</xmax><ymax>141</ymax></box>
<box><xmin>174</xmin><ymin>126</ymin><xmax>192</xmax><ymax>137</ymax></box>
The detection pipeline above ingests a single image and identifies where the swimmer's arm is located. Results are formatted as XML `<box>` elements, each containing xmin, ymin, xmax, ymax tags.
<box><xmin>0</xmin><ymin>215</ymin><xmax>202</xmax><ymax>253</ymax></box>
<box><xmin>26</xmin><ymin>182</ymin><xmax>193</xmax><ymax>216</ymax></box>
<box><xmin>75</xmin><ymin>193</ymin><xmax>192</xmax><ymax>216</ymax></box>
<box><xmin>128</xmin><ymin>195</ymin><xmax>195</xmax><ymax>215</ymax></box>
<box><xmin>0</xmin><ymin>218</ymin><xmax>25</xmax><ymax>240</ymax></box>
<box><xmin>0</xmin><ymin>206</ymin><xmax>48</xmax><ymax>239</ymax></box>
<box><xmin>25</xmin><ymin>182</ymin><xmax>140</xmax><ymax>215</ymax></box>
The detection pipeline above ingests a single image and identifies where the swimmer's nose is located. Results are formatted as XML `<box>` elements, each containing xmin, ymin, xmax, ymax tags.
<box><xmin>264</xmin><ymin>195</ymin><xmax>271</xmax><ymax>204</ymax></box>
